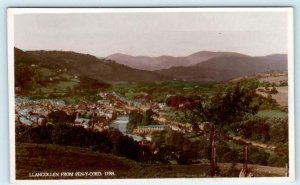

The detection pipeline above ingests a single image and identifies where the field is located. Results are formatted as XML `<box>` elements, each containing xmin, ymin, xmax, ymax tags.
<box><xmin>36</xmin><ymin>68</ymin><xmax>80</xmax><ymax>94</ymax></box>
<box><xmin>271</xmin><ymin>86</ymin><xmax>288</xmax><ymax>108</ymax></box>
<box><xmin>256</xmin><ymin>86</ymin><xmax>288</xmax><ymax>108</ymax></box>
<box><xmin>258</xmin><ymin>75</ymin><xmax>288</xmax><ymax>85</ymax></box>
<box><xmin>110</xmin><ymin>81</ymin><xmax>215</xmax><ymax>102</ymax></box>
<box><xmin>257</xmin><ymin>110</ymin><xmax>288</xmax><ymax>119</ymax></box>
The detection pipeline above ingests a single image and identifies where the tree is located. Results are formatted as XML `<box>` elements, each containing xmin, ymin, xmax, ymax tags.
<box><xmin>15</xmin><ymin>63</ymin><xmax>37</xmax><ymax>90</ymax></box>
<box><xmin>127</xmin><ymin>111</ymin><xmax>144</xmax><ymax>132</ymax></box>
<box><xmin>188</xmin><ymin>83</ymin><xmax>259</xmax><ymax>176</ymax></box>
<box><xmin>127</xmin><ymin>109</ymin><xmax>158</xmax><ymax>132</ymax></box>
<box><xmin>269</xmin><ymin>118</ymin><xmax>288</xmax><ymax>144</ymax></box>
<box><xmin>114</xmin><ymin>135</ymin><xmax>139</xmax><ymax>160</ymax></box>
<box><xmin>142</xmin><ymin>109</ymin><xmax>158</xmax><ymax>125</ymax></box>
<box><xmin>48</xmin><ymin>110</ymin><xmax>74</xmax><ymax>125</ymax></box>
<box><xmin>164</xmin><ymin>128</ymin><xmax>185</xmax><ymax>150</ymax></box>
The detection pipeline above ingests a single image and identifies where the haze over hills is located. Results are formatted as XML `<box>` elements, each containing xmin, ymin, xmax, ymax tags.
<box><xmin>106</xmin><ymin>51</ymin><xmax>248</xmax><ymax>71</ymax></box>
<box><xmin>108</xmin><ymin>51</ymin><xmax>287</xmax><ymax>82</ymax></box>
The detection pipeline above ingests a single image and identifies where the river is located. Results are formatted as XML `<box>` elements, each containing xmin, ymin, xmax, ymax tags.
<box><xmin>109</xmin><ymin>115</ymin><xmax>143</xmax><ymax>141</ymax></box>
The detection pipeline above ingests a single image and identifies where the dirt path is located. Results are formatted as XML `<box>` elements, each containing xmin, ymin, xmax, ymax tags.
<box><xmin>229</xmin><ymin>135</ymin><xmax>276</xmax><ymax>150</ymax></box>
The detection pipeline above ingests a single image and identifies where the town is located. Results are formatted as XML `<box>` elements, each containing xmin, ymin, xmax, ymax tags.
<box><xmin>16</xmin><ymin>92</ymin><xmax>186</xmax><ymax>142</ymax></box>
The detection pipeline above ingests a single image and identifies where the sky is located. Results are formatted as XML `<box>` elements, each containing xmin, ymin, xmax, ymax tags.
<box><xmin>14</xmin><ymin>9</ymin><xmax>290</xmax><ymax>57</ymax></box>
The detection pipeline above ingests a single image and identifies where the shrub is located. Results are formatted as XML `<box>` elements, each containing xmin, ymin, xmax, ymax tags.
<box><xmin>269</xmin><ymin>118</ymin><xmax>288</xmax><ymax>144</ymax></box>
<box><xmin>248</xmin><ymin>146</ymin><xmax>270</xmax><ymax>166</ymax></box>
<box><xmin>267</xmin><ymin>152</ymin><xmax>288</xmax><ymax>167</ymax></box>
<box><xmin>216</xmin><ymin>141</ymin><xmax>240</xmax><ymax>163</ymax></box>
<box><xmin>16</xmin><ymin>124</ymin><xmax>144</xmax><ymax>161</ymax></box>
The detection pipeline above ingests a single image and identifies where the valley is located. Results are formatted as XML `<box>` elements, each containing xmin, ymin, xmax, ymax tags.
<box><xmin>14</xmin><ymin>48</ymin><xmax>289</xmax><ymax>178</ymax></box>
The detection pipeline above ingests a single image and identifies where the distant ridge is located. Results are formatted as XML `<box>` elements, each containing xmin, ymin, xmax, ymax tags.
<box><xmin>106</xmin><ymin>51</ymin><xmax>287</xmax><ymax>82</ymax></box>
<box><xmin>106</xmin><ymin>51</ymin><xmax>250</xmax><ymax>71</ymax></box>
<box><xmin>155</xmin><ymin>54</ymin><xmax>287</xmax><ymax>82</ymax></box>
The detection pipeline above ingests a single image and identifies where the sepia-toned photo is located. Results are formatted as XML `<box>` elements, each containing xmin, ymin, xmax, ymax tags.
<box><xmin>8</xmin><ymin>8</ymin><xmax>294</xmax><ymax>183</ymax></box>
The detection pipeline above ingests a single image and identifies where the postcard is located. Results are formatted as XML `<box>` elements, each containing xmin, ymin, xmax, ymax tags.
<box><xmin>7</xmin><ymin>7</ymin><xmax>294</xmax><ymax>184</ymax></box>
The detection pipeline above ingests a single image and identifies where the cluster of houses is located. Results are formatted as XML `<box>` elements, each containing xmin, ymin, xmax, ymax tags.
<box><xmin>15</xmin><ymin>98</ymin><xmax>65</xmax><ymax>126</ymax></box>
<box><xmin>15</xmin><ymin>93</ymin><xmax>129</xmax><ymax>132</ymax></box>
<box><xmin>15</xmin><ymin>92</ymin><xmax>204</xmax><ymax>144</ymax></box>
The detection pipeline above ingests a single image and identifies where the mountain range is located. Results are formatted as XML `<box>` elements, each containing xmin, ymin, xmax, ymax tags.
<box><xmin>15</xmin><ymin>48</ymin><xmax>287</xmax><ymax>83</ymax></box>
<box><xmin>107</xmin><ymin>51</ymin><xmax>287</xmax><ymax>82</ymax></box>
<box><xmin>156</xmin><ymin>54</ymin><xmax>287</xmax><ymax>82</ymax></box>
<box><xmin>106</xmin><ymin>51</ymin><xmax>245</xmax><ymax>71</ymax></box>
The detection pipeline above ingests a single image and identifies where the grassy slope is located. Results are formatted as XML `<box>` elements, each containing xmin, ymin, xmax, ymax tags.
<box><xmin>16</xmin><ymin>143</ymin><xmax>210</xmax><ymax>179</ymax></box>
<box><xmin>16</xmin><ymin>143</ymin><xmax>285</xmax><ymax>179</ymax></box>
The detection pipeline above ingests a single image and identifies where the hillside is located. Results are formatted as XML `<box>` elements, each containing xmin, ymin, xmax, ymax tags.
<box><xmin>156</xmin><ymin>54</ymin><xmax>287</xmax><ymax>82</ymax></box>
<box><xmin>16</xmin><ymin>143</ymin><xmax>285</xmax><ymax>179</ymax></box>
<box><xmin>15</xmin><ymin>48</ymin><xmax>113</xmax><ymax>99</ymax></box>
<box><xmin>106</xmin><ymin>51</ymin><xmax>247</xmax><ymax>71</ymax></box>
<box><xmin>15</xmin><ymin>48</ymin><xmax>170</xmax><ymax>84</ymax></box>
<box><xmin>16</xmin><ymin>143</ymin><xmax>210</xmax><ymax>179</ymax></box>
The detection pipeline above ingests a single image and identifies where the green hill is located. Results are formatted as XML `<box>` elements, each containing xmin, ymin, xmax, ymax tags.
<box><xmin>15</xmin><ymin>48</ymin><xmax>170</xmax><ymax>84</ymax></box>
<box><xmin>14</xmin><ymin>48</ymin><xmax>171</xmax><ymax>99</ymax></box>
<box><xmin>15</xmin><ymin>48</ymin><xmax>111</xmax><ymax>98</ymax></box>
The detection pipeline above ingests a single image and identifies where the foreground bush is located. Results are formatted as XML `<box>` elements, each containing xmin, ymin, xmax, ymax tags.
<box><xmin>16</xmin><ymin>123</ymin><xmax>149</xmax><ymax>162</ymax></box>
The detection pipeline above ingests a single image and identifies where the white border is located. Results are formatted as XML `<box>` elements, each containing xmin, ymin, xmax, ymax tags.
<box><xmin>287</xmin><ymin>7</ymin><xmax>295</xmax><ymax>182</ymax></box>
<box><xmin>7</xmin><ymin>7</ymin><xmax>16</xmax><ymax>184</ymax></box>
<box><xmin>7</xmin><ymin>7</ymin><xmax>295</xmax><ymax>184</ymax></box>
